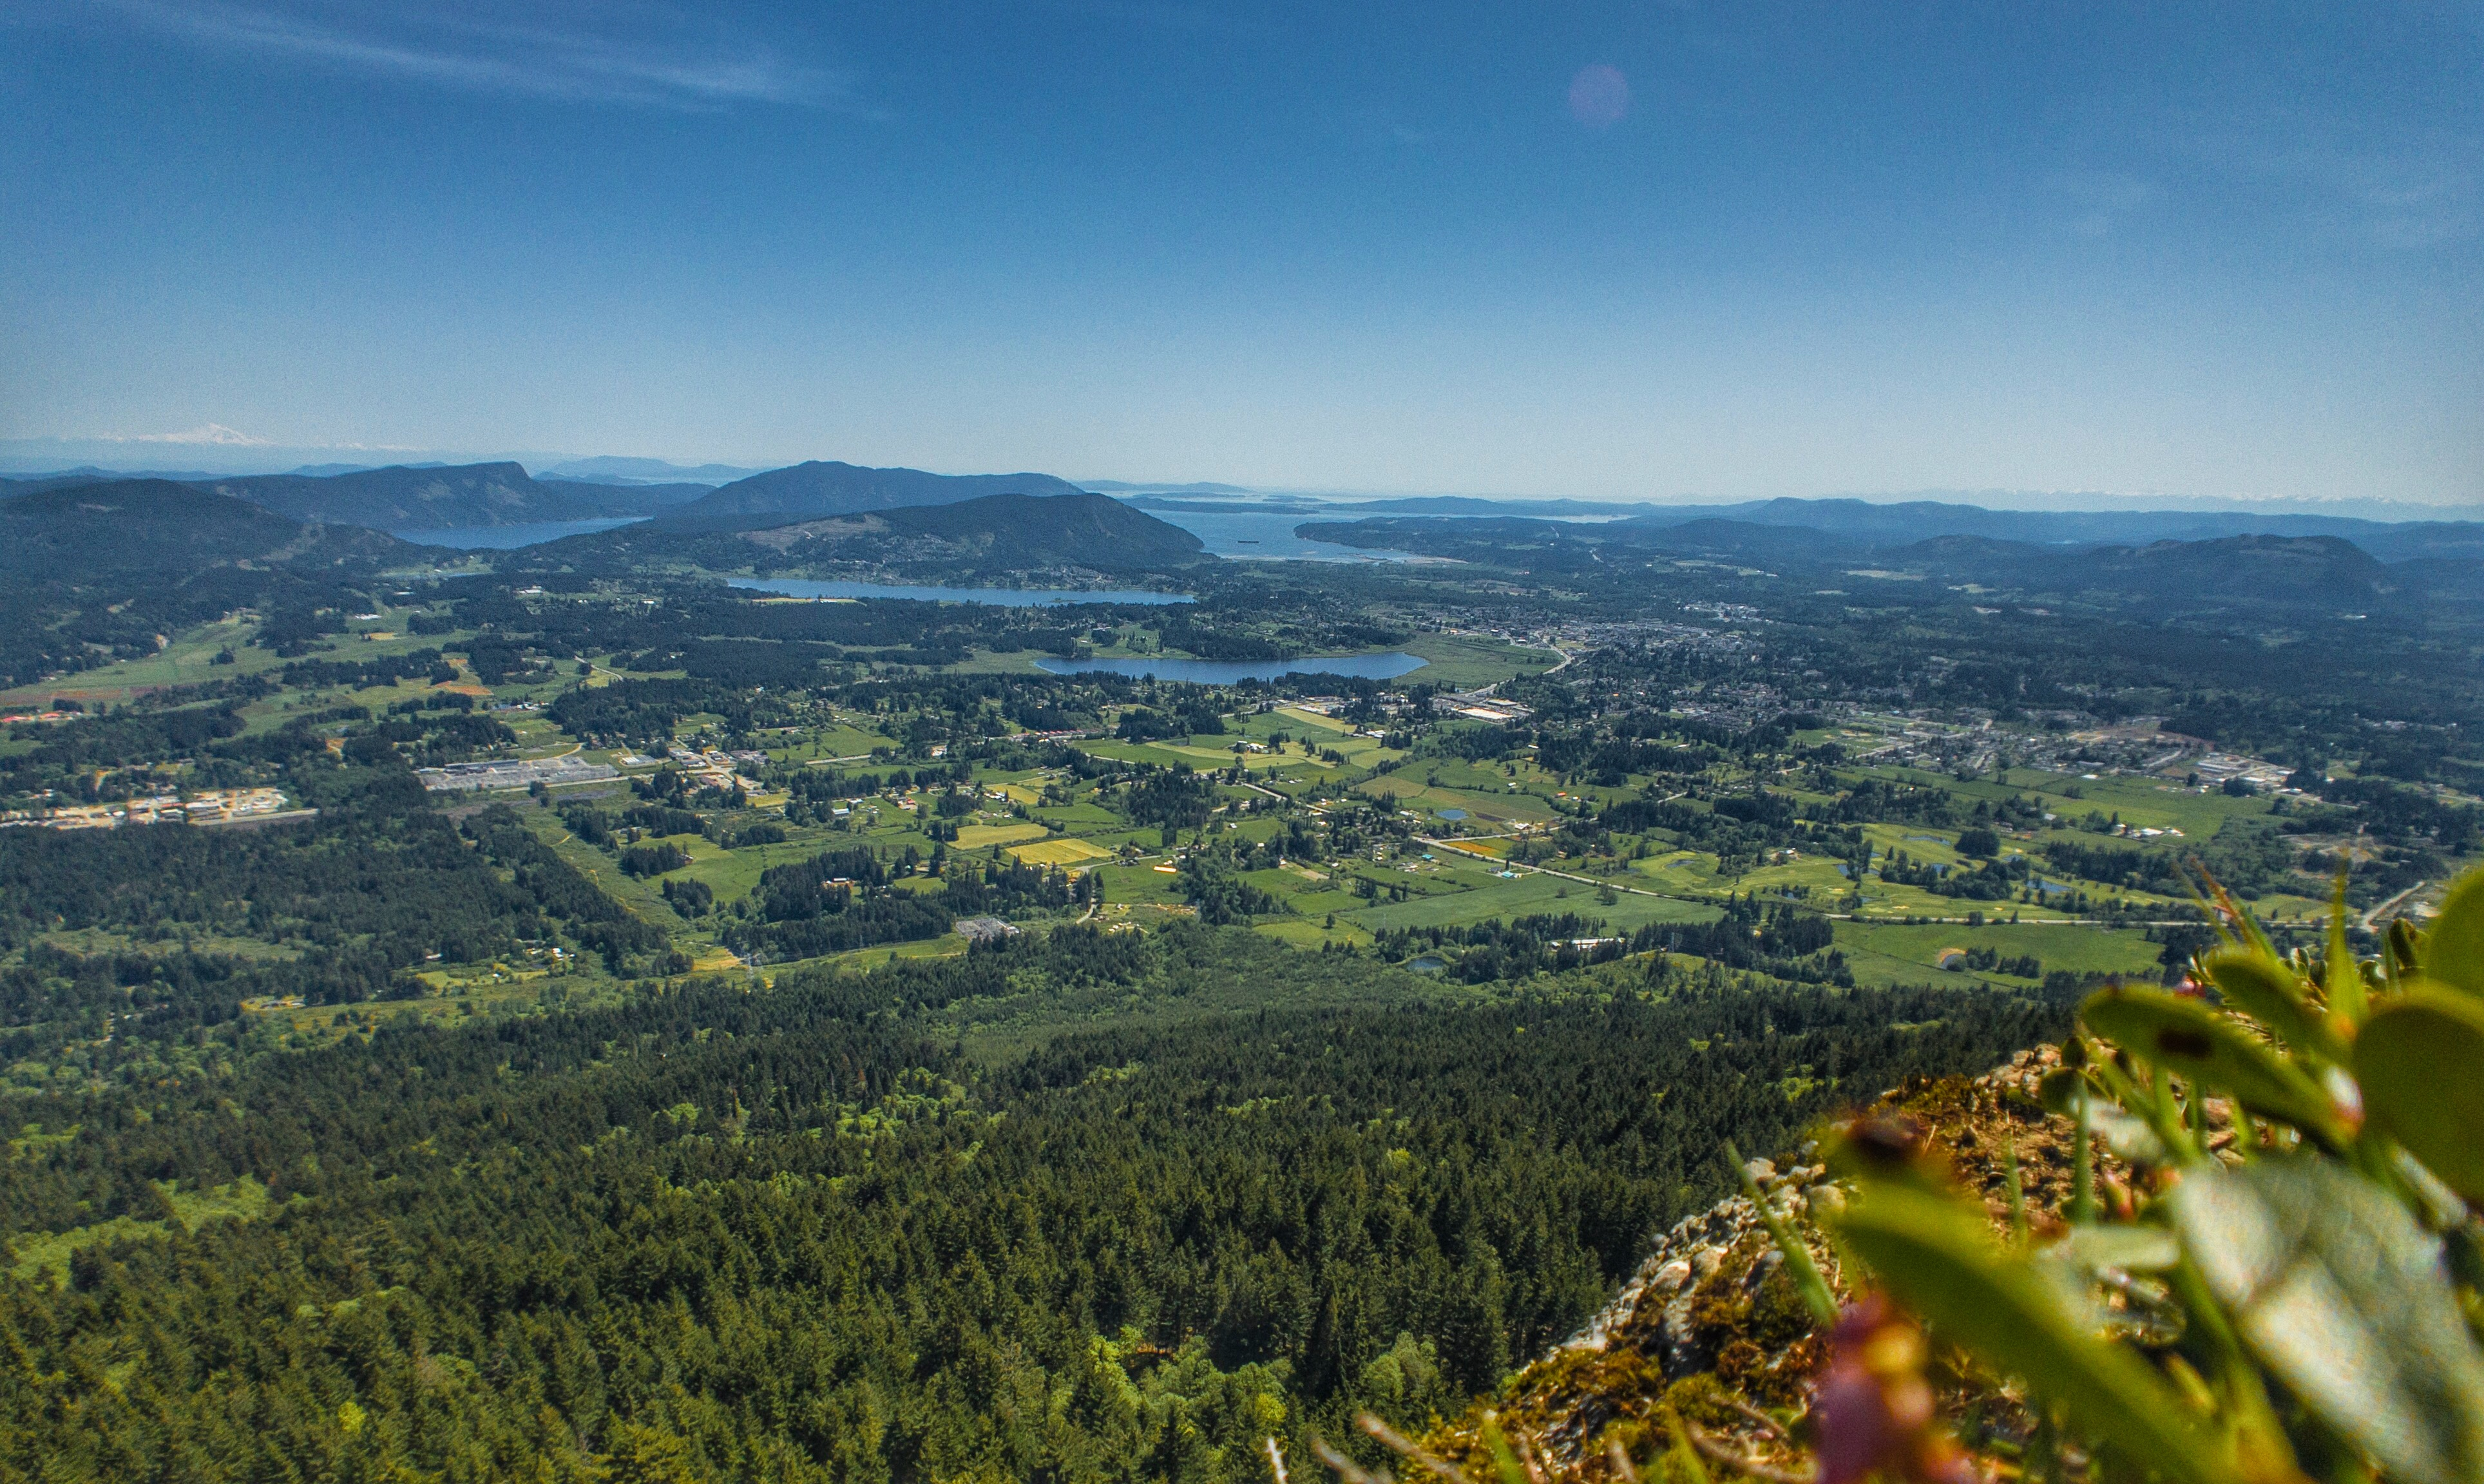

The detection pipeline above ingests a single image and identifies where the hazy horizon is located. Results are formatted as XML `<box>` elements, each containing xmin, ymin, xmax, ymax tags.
<box><xmin>6</xmin><ymin>434</ymin><xmax>2479</xmax><ymax>524</ymax></box>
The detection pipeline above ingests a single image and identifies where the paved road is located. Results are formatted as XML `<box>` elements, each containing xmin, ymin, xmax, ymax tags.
<box><xmin>2362</xmin><ymin>880</ymin><xmax>2426</xmax><ymax>930</ymax></box>
<box><xmin>1417</xmin><ymin>835</ymin><xmax>1679</xmax><ymax>902</ymax></box>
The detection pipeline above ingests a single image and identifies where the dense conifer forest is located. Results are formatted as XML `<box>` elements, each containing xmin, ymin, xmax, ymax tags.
<box><xmin>0</xmin><ymin>926</ymin><xmax>2061</xmax><ymax>1482</ymax></box>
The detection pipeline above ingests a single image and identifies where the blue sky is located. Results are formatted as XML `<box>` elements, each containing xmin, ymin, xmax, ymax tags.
<box><xmin>3</xmin><ymin>1</ymin><xmax>2479</xmax><ymax>504</ymax></box>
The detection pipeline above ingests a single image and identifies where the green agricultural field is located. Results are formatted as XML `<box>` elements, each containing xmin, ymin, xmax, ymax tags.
<box><xmin>1253</xmin><ymin>916</ymin><xmax>1372</xmax><ymax>950</ymax></box>
<box><xmin>1029</xmin><ymin>799</ymin><xmax>1125</xmax><ymax>828</ymax></box>
<box><xmin>1252</xmin><ymin>707</ymin><xmax>1405</xmax><ymax>763</ymax></box>
<box><xmin>1339</xmin><ymin>868</ymin><xmax>1718</xmax><ymax>933</ymax></box>
<box><xmin>0</xmin><ymin>617</ymin><xmax>282</xmax><ymax>707</ymax></box>
<box><xmin>1093</xmin><ymin>861</ymin><xmax>1192</xmax><ymax>907</ymax></box>
<box><xmin>1860</xmin><ymin>763</ymin><xmax>2278</xmax><ymax>841</ymax></box>
<box><xmin>1634</xmin><ymin>848</ymin><xmax>1859</xmax><ymax>903</ymax></box>
<box><xmin>1722</xmin><ymin>853</ymin><xmax>1855</xmax><ymax>899</ymax></box>
<box><xmin>1834</xmin><ymin>918</ymin><xmax>2165</xmax><ymax>987</ymax></box>
<box><xmin>1355</xmin><ymin>774</ymin><xmax>1559</xmax><ymax>826</ymax></box>
<box><xmin>524</xmin><ymin>811</ymin><xmax>696</xmax><ymax>925</ymax></box>
<box><xmin>1076</xmin><ymin>737</ymin><xmax>1250</xmax><ymax>770</ymax></box>
<box><xmin>956</xmin><ymin>821</ymin><xmax>1049</xmax><ymax>848</ymax></box>
<box><xmin>664</xmin><ymin>830</ymin><xmax>824</xmax><ymax>902</ymax></box>
<box><xmin>796</xmin><ymin>723</ymin><xmax>903</xmax><ymax>758</ymax></box>
<box><xmin>1399</xmin><ymin>631</ymin><xmax>1563</xmax><ymax>688</ymax></box>
<box><xmin>1010</xmin><ymin>836</ymin><xmax>1112</xmax><ymax>865</ymax></box>
<box><xmin>796</xmin><ymin>933</ymin><xmax>973</xmax><ymax>975</ymax></box>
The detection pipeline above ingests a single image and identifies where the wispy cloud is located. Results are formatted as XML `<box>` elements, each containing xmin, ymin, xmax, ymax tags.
<box><xmin>55</xmin><ymin>0</ymin><xmax>851</xmax><ymax>109</ymax></box>
<box><xmin>2268</xmin><ymin>131</ymin><xmax>2481</xmax><ymax>249</ymax></box>
<box><xmin>1033</xmin><ymin>0</ymin><xmax>1266</xmax><ymax>36</ymax></box>
<box><xmin>2046</xmin><ymin>170</ymin><xmax>2158</xmax><ymax>238</ymax></box>
<box><xmin>2170</xmin><ymin>107</ymin><xmax>2482</xmax><ymax>250</ymax></box>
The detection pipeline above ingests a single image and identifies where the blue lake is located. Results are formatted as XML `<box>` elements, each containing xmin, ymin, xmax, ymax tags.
<box><xmin>730</xmin><ymin>578</ymin><xmax>1192</xmax><ymax>607</ymax></box>
<box><xmin>1034</xmin><ymin>653</ymin><xmax>1428</xmax><ymax>683</ymax></box>
<box><xmin>1134</xmin><ymin>506</ymin><xmax>1428</xmax><ymax>562</ymax></box>
<box><xmin>395</xmin><ymin>517</ymin><xmax>649</xmax><ymax>549</ymax></box>
<box><xmin>1437</xmin><ymin>808</ymin><xmax>1468</xmax><ymax>821</ymax></box>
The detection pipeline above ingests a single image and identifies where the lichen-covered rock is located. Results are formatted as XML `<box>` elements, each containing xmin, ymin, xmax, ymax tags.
<box><xmin>1406</xmin><ymin>1049</ymin><xmax>2095</xmax><ymax>1484</ymax></box>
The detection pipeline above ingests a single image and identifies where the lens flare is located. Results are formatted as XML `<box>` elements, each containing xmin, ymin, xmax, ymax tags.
<box><xmin>1567</xmin><ymin>63</ymin><xmax>1629</xmax><ymax>128</ymax></box>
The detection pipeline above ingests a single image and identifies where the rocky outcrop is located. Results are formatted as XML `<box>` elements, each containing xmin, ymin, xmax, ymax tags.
<box><xmin>1410</xmin><ymin>1047</ymin><xmax>2082</xmax><ymax>1482</ymax></box>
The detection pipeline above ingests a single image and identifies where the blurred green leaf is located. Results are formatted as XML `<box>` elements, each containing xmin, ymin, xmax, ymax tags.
<box><xmin>2197</xmin><ymin>947</ymin><xmax>2350</xmax><ymax>1065</ymax></box>
<box><xmin>2087</xmin><ymin>1042</ymin><xmax>2201</xmax><ymax>1163</ymax></box>
<box><xmin>2081</xmin><ymin>987</ymin><xmax>2345</xmax><ymax>1147</ymax></box>
<box><xmin>2172</xmin><ymin>1156</ymin><xmax>2484</xmax><ymax>1484</ymax></box>
<box><xmin>2087</xmin><ymin>1099</ymin><xmax>2172</xmax><ymax>1166</ymax></box>
<box><xmin>2049</xmin><ymin>1223</ymin><xmax>2183</xmax><ymax>1275</ymax></box>
<box><xmin>2422</xmin><ymin>871</ymin><xmax>2484</xmax><ymax>999</ymax></box>
<box><xmin>2038</xmin><ymin>1065</ymin><xmax>2090</xmax><ymax>1118</ymax></box>
<box><xmin>2324</xmin><ymin>875</ymin><xmax>2368</xmax><ymax>1026</ymax></box>
<box><xmin>1836</xmin><ymin>1183</ymin><xmax>2241</xmax><ymax>1484</ymax></box>
<box><xmin>2355</xmin><ymin>987</ymin><xmax>2484</xmax><ymax>1204</ymax></box>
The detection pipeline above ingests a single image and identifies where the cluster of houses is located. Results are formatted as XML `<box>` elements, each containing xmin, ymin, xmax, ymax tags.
<box><xmin>1</xmin><ymin>786</ymin><xmax>296</xmax><ymax>830</ymax></box>
<box><xmin>660</xmin><ymin>746</ymin><xmax>767</xmax><ymax>794</ymax></box>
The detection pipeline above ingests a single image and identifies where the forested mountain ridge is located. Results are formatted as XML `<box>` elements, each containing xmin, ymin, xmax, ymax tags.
<box><xmin>0</xmin><ymin>480</ymin><xmax>420</xmax><ymax>689</ymax></box>
<box><xmin>1879</xmin><ymin>530</ymin><xmax>2398</xmax><ymax>609</ymax></box>
<box><xmin>513</xmin><ymin>490</ymin><xmax>1209</xmax><ymax>579</ymax></box>
<box><xmin>732</xmin><ymin>492</ymin><xmax>1210</xmax><ymax>571</ymax></box>
<box><xmin>196</xmin><ymin>461</ymin><xmax>605</xmax><ymax>529</ymax></box>
<box><xmin>0</xmin><ymin>479</ymin><xmax>412</xmax><ymax>579</ymax></box>
<box><xmin>654</xmin><ymin>459</ymin><xmax>1093</xmax><ymax>532</ymax></box>
<box><xmin>5</xmin><ymin>462</ymin><xmax>715</xmax><ymax>530</ymax></box>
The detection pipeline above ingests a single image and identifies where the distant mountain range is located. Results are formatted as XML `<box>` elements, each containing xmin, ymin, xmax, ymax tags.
<box><xmin>0</xmin><ymin>461</ymin><xmax>1194</xmax><ymax>581</ymax></box>
<box><xmin>1</xmin><ymin>462</ymin><xmax>723</xmax><ymax>529</ymax></box>
<box><xmin>540</xmin><ymin>456</ymin><xmax>762</xmax><ymax>486</ymax></box>
<box><xmin>1300</xmin><ymin>497</ymin><xmax>2484</xmax><ymax>567</ymax></box>
<box><xmin>6</xmin><ymin>455</ymin><xmax>2478</xmax><ymax>569</ymax></box>
<box><xmin>1614</xmin><ymin>496</ymin><xmax>2484</xmax><ymax>559</ymax></box>
<box><xmin>1294</xmin><ymin>511</ymin><xmax>2484</xmax><ymax>613</ymax></box>
<box><xmin>1353</xmin><ymin>495</ymin><xmax>1654</xmax><ymax>517</ymax></box>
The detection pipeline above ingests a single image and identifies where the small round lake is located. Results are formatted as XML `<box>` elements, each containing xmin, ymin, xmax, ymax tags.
<box><xmin>1436</xmin><ymin>808</ymin><xmax>1468</xmax><ymax>821</ymax></box>
<box><xmin>730</xmin><ymin>578</ymin><xmax>1192</xmax><ymax>607</ymax></box>
<box><xmin>1033</xmin><ymin>653</ymin><xmax>1428</xmax><ymax>683</ymax></box>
